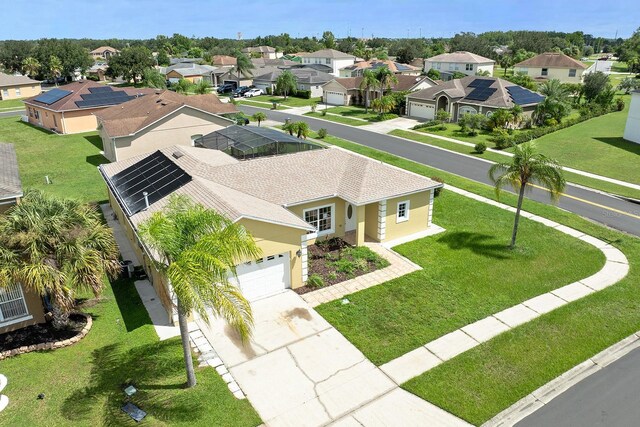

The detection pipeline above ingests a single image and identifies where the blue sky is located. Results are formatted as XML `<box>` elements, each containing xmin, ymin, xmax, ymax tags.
<box><xmin>3</xmin><ymin>0</ymin><xmax>637</xmax><ymax>40</ymax></box>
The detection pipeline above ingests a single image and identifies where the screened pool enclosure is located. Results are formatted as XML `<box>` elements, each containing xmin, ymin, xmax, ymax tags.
<box><xmin>194</xmin><ymin>125</ymin><xmax>324</xmax><ymax>160</ymax></box>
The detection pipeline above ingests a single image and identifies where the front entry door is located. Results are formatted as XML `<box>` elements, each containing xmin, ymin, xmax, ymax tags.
<box><xmin>345</xmin><ymin>203</ymin><xmax>356</xmax><ymax>232</ymax></box>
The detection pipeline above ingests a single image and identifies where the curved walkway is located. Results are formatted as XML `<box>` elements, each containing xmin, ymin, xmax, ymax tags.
<box><xmin>379</xmin><ymin>185</ymin><xmax>630</xmax><ymax>384</ymax></box>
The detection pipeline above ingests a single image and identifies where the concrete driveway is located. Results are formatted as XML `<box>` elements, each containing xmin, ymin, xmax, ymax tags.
<box><xmin>197</xmin><ymin>291</ymin><xmax>469</xmax><ymax>427</ymax></box>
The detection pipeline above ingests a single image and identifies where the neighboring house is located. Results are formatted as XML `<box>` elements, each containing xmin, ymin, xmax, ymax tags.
<box><xmin>90</xmin><ymin>46</ymin><xmax>119</xmax><ymax>60</ymax></box>
<box><xmin>86</xmin><ymin>63</ymin><xmax>108</xmax><ymax>82</ymax></box>
<box><xmin>424</xmin><ymin>51</ymin><xmax>495</xmax><ymax>79</ymax></box>
<box><xmin>23</xmin><ymin>80</ymin><xmax>154</xmax><ymax>134</ymax></box>
<box><xmin>299</xmin><ymin>49</ymin><xmax>356</xmax><ymax>76</ymax></box>
<box><xmin>623</xmin><ymin>90</ymin><xmax>640</xmax><ymax>144</ymax></box>
<box><xmin>169</xmin><ymin>57</ymin><xmax>203</xmax><ymax>65</ymax></box>
<box><xmin>405</xmin><ymin>76</ymin><xmax>544</xmax><ymax>121</ymax></box>
<box><xmin>253</xmin><ymin>68</ymin><xmax>333</xmax><ymax>97</ymax></box>
<box><xmin>513</xmin><ymin>52</ymin><xmax>587</xmax><ymax>83</ymax></box>
<box><xmin>242</xmin><ymin>46</ymin><xmax>282</xmax><ymax>59</ymax></box>
<box><xmin>95</xmin><ymin>90</ymin><xmax>237</xmax><ymax>162</ymax></box>
<box><xmin>163</xmin><ymin>63</ymin><xmax>218</xmax><ymax>84</ymax></box>
<box><xmin>322</xmin><ymin>75</ymin><xmax>437</xmax><ymax>106</ymax></box>
<box><xmin>99</xmin><ymin>145</ymin><xmax>441</xmax><ymax>318</ymax></box>
<box><xmin>0</xmin><ymin>73</ymin><xmax>41</xmax><ymax>100</ymax></box>
<box><xmin>0</xmin><ymin>143</ymin><xmax>44</xmax><ymax>334</ymax></box>
<box><xmin>251</xmin><ymin>58</ymin><xmax>298</xmax><ymax>68</ymax></box>
<box><xmin>339</xmin><ymin>60</ymin><xmax>421</xmax><ymax>77</ymax></box>
<box><xmin>212</xmin><ymin>55</ymin><xmax>237</xmax><ymax>67</ymax></box>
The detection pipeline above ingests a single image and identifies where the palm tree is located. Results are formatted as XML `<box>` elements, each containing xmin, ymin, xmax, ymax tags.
<box><xmin>509</xmin><ymin>105</ymin><xmax>524</xmax><ymax>127</ymax></box>
<box><xmin>293</xmin><ymin>121</ymin><xmax>310</xmax><ymax>139</ymax></box>
<box><xmin>233</xmin><ymin>52</ymin><xmax>254</xmax><ymax>90</ymax></box>
<box><xmin>533</xmin><ymin>79</ymin><xmax>571</xmax><ymax>125</ymax></box>
<box><xmin>489</xmin><ymin>142</ymin><xmax>565</xmax><ymax>248</ymax></box>
<box><xmin>0</xmin><ymin>190</ymin><xmax>120</xmax><ymax>328</ymax></box>
<box><xmin>275</xmin><ymin>70</ymin><xmax>297</xmax><ymax>100</ymax></box>
<box><xmin>49</xmin><ymin>55</ymin><xmax>63</xmax><ymax>87</ymax></box>
<box><xmin>22</xmin><ymin>57</ymin><xmax>40</xmax><ymax>78</ymax></box>
<box><xmin>252</xmin><ymin>112</ymin><xmax>267</xmax><ymax>127</ymax></box>
<box><xmin>193</xmin><ymin>80</ymin><xmax>211</xmax><ymax>94</ymax></box>
<box><xmin>139</xmin><ymin>195</ymin><xmax>261</xmax><ymax>388</ymax></box>
<box><xmin>374</xmin><ymin>67</ymin><xmax>398</xmax><ymax>112</ymax></box>
<box><xmin>359</xmin><ymin>69</ymin><xmax>379</xmax><ymax>113</ymax></box>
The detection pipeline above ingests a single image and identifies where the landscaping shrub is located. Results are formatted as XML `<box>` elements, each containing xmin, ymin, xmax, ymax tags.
<box><xmin>265</xmin><ymin>87</ymin><xmax>272</xmax><ymax>95</ymax></box>
<box><xmin>412</xmin><ymin>120</ymin><xmax>442</xmax><ymax>130</ymax></box>
<box><xmin>328</xmin><ymin>271</ymin><xmax>338</xmax><ymax>281</ymax></box>
<box><xmin>321</xmin><ymin>109</ymin><xmax>327</xmax><ymax>116</ymax></box>
<box><xmin>616</xmin><ymin>98</ymin><xmax>626</xmax><ymax>111</ymax></box>
<box><xmin>317</xmin><ymin>128</ymin><xmax>327</xmax><ymax>138</ymax></box>
<box><xmin>474</xmin><ymin>142</ymin><xmax>487</xmax><ymax>154</ymax></box>
<box><xmin>307</xmin><ymin>274</ymin><xmax>325</xmax><ymax>288</ymax></box>
<box><xmin>431</xmin><ymin>176</ymin><xmax>444</xmax><ymax>196</ymax></box>
<box><xmin>310</xmin><ymin>102</ymin><xmax>317</xmax><ymax>113</ymax></box>
<box><xmin>353</xmin><ymin>258</ymin><xmax>369</xmax><ymax>272</ymax></box>
<box><xmin>294</xmin><ymin>90</ymin><xmax>311</xmax><ymax>99</ymax></box>
<box><xmin>333</xmin><ymin>258</ymin><xmax>357</xmax><ymax>276</ymax></box>
<box><xmin>373</xmin><ymin>113</ymin><xmax>399</xmax><ymax>121</ymax></box>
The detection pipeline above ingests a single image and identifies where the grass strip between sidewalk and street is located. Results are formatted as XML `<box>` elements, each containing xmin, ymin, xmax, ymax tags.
<box><xmin>304</xmin><ymin>111</ymin><xmax>371</xmax><ymax>126</ymax></box>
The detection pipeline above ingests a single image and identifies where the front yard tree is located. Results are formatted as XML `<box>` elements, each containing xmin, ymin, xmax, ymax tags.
<box><xmin>293</xmin><ymin>121</ymin><xmax>310</xmax><ymax>139</ymax></box>
<box><xmin>194</xmin><ymin>80</ymin><xmax>212</xmax><ymax>94</ymax></box>
<box><xmin>139</xmin><ymin>195</ymin><xmax>261</xmax><ymax>388</ymax></box>
<box><xmin>142</xmin><ymin>68</ymin><xmax>167</xmax><ymax>89</ymax></box>
<box><xmin>359</xmin><ymin>69</ymin><xmax>379</xmax><ymax>113</ymax></box>
<box><xmin>173</xmin><ymin>78</ymin><xmax>193</xmax><ymax>94</ymax></box>
<box><xmin>534</xmin><ymin>79</ymin><xmax>571</xmax><ymax>125</ymax></box>
<box><xmin>489</xmin><ymin>142</ymin><xmax>565</xmax><ymax>248</ymax></box>
<box><xmin>375</xmin><ymin>66</ymin><xmax>398</xmax><ymax>99</ymax></box>
<box><xmin>252</xmin><ymin>112</ymin><xmax>267</xmax><ymax>127</ymax></box>
<box><xmin>48</xmin><ymin>55</ymin><xmax>63</xmax><ymax>86</ymax></box>
<box><xmin>0</xmin><ymin>190</ymin><xmax>121</xmax><ymax>328</ymax></box>
<box><xmin>275</xmin><ymin>70</ymin><xmax>297</xmax><ymax>100</ymax></box>
<box><xmin>233</xmin><ymin>52</ymin><xmax>254</xmax><ymax>90</ymax></box>
<box><xmin>107</xmin><ymin>46</ymin><xmax>154</xmax><ymax>84</ymax></box>
<box><xmin>582</xmin><ymin>71</ymin><xmax>611</xmax><ymax>103</ymax></box>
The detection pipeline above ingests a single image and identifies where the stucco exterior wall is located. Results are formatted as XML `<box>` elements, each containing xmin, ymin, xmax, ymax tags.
<box><xmin>425</xmin><ymin>61</ymin><xmax>494</xmax><ymax>76</ymax></box>
<box><xmin>287</xmin><ymin>197</ymin><xmax>347</xmax><ymax>245</ymax></box>
<box><xmin>514</xmin><ymin>66</ymin><xmax>584</xmax><ymax>83</ymax></box>
<box><xmin>384</xmin><ymin>191</ymin><xmax>430</xmax><ymax>241</ymax></box>
<box><xmin>25</xmin><ymin>105</ymin><xmax>102</xmax><ymax>134</ymax></box>
<box><xmin>364</xmin><ymin>202</ymin><xmax>379</xmax><ymax>241</ymax></box>
<box><xmin>0</xmin><ymin>285</ymin><xmax>46</xmax><ymax>334</ymax></box>
<box><xmin>0</xmin><ymin>83</ymin><xmax>41</xmax><ymax>100</ymax></box>
<box><xmin>624</xmin><ymin>91</ymin><xmax>640</xmax><ymax>144</ymax></box>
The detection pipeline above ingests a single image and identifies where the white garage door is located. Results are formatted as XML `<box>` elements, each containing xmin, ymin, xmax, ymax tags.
<box><xmin>232</xmin><ymin>253</ymin><xmax>290</xmax><ymax>301</ymax></box>
<box><xmin>409</xmin><ymin>102</ymin><xmax>435</xmax><ymax>119</ymax></box>
<box><xmin>325</xmin><ymin>91</ymin><xmax>345</xmax><ymax>106</ymax></box>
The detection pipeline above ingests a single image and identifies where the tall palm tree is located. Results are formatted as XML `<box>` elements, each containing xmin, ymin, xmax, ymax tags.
<box><xmin>252</xmin><ymin>111</ymin><xmax>267</xmax><ymax>127</ymax></box>
<box><xmin>22</xmin><ymin>57</ymin><xmax>40</xmax><ymax>78</ymax></box>
<box><xmin>359</xmin><ymin>69</ymin><xmax>379</xmax><ymax>113</ymax></box>
<box><xmin>139</xmin><ymin>195</ymin><xmax>261</xmax><ymax>388</ymax></box>
<box><xmin>275</xmin><ymin>70</ymin><xmax>297</xmax><ymax>100</ymax></box>
<box><xmin>489</xmin><ymin>142</ymin><xmax>565</xmax><ymax>248</ymax></box>
<box><xmin>374</xmin><ymin>67</ymin><xmax>398</xmax><ymax>112</ymax></box>
<box><xmin>233</xmin><ymin>52</ymin><xmax>254</xmax><ymax>90</ymax></box>
<box><xmin>0</xmin><ymin>190</ymin><xmax>120</xmax><ymax>327</ymax></box>
<box><xmin>49</xmin><ymin>55</ymin><xmax>63</xmax><ymax>87</ymax></box>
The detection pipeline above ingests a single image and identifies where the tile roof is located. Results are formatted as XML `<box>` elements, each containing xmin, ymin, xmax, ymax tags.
<box><xmin>407</xmin><ymin>75</ymin><xmax>543</xmax><ymax>108</ymax></box>
<box><xmin>426</xmin><ymin>51</ymin><xmax>495</xmax><ymax>64</ymax></box>
<box><xmin>95</xmin><ymin>90</ymin><xmax>237</xmax><ymax>137</ymax></box>
<box><xmin>340</xmin><ymin>60</ymin><xmax>420</xmax><ymax>74</ymax></box>
<box><xmin>90</xmin><ymin>46</ymin><xmax>119</xmax><ymax>54</ymax></box>
<box><xmin>328</xmin><ymin>75</ymin><xmax>436</xmax><ymax>92</ymax></box>
<box><xmin>0</xmin><ymin>73</ymin><xmax>40</xmax><ymax>88</ymax></box>
<box><xmin>101</xmin><ymin>143</ymin><xmax>440</xmax><ymax>231</ymax></box>
<box><xmin>23</xmin><ymin>80</ymin><xmax>155</xmax><ymax>112</ymax></box>
<box><xmin>300</xmin><ymin>49</ymin><xmax>355</xmax><ymax>59</ymax></box>
<box><xmin>514</xmin><ymin>52</ymin><xmax>587</xmax><ymax>69</ymax></box>
<box><xmin>212</xmin><ymin>55</ymin><xmax>237</xmax><ymax>66</ymax></box>
<box><xmin>0</xmin><ymin>143</ymin><xmax>22</xmax><ymax>200</ymax></box>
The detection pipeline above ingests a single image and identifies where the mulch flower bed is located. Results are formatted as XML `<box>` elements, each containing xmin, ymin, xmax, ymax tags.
<box><xmin>294</xmin><ymin>237</ymin><xmax>390</xmax><ymax>295</ymax></box>
<box><xmin>0</xmin><ymin>313</ymin><xmax>87</xmax><ymax>352</ymax></box>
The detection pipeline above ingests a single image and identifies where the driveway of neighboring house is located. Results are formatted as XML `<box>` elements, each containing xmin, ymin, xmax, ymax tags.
<box><xmin>197</xmin><ymin>291</ymin><xmax>470</xmax><ymax>427</ymax></box>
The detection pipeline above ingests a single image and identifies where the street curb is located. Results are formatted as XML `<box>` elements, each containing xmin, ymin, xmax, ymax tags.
<box><xmin>482</xmin><ymin>331</ymin><xmax>640</xmax><ymax>427</ymax></box>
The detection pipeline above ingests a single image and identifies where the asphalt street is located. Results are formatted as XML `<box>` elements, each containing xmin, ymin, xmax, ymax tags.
<box><xmin>516</xmin><ymin>346</ymin><xmax>640</xmax><ymax>427</ymax></box>
<box><xmin>238</xmin><ymin>105</ymin><xmax>640</xmax><ymax>237</ymax></box>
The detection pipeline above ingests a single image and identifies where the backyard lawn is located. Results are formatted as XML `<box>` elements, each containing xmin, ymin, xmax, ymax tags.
<box><xmin>0</xmin><ymin>278</ymin><xmax>261</xmax><ymax>426</ymax></box>
<box><xmin>316</xmin><ymin>185</ymin><xmax>604</xmax><ymax>365</ymax></box>
<box><xmin>248</xmin><ymin>95</ymin><xmax>321</xmax><ymax>107</ymax></box>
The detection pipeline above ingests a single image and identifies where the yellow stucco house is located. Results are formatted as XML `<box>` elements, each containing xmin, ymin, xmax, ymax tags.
<box><xmin>95</xmin><ymin>90</ymin><xmax>238</xmax><ymax>162</ymax></box>
<box><xmin>514</xmin><ymin>52</ymin><xmax>587</xmax><ymax>83</ymax></box>
<box><xmin>0</xmin><ymin>73</ymin><xmax>41</xmax><ymax>100</ymax></box>
<box><xmin>99</xmin><ymin>144</ymin><xmax>441</xmax><ymax>320</ymax></box>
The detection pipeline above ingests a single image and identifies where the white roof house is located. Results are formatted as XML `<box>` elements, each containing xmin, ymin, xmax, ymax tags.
<box><xmin>424</xmin><ymin>51</ymin><xmax>495</xmax><ymax>79</ymax></box>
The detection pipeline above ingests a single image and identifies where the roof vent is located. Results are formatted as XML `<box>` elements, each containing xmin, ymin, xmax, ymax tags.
<box><xmin>172</xmin><ymin>151</ymin><xmax>184</xmax><ymax>159</ymax></box>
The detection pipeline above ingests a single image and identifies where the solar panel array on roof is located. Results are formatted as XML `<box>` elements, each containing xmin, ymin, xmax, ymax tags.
<box><xmin>467</xmin><ymin>79</ymin><xmax>494</xmax><ymax>88</ymax></box>
<box><xmin>466</xmin><ymin>87</ymin><xmax>497</xmax><ymax>101</ymax></box>
<box><xmin>75</xmin><ymin>87</ymin><xmax>138</xmax><ymax>108</ymax></box>
<box><xmin>88</xmin><ymin>86</ymin><xmax>113</xmax><ymax>94</ymax></box>
<box><xmin>506</xmin><ymin>86</ymin><xmax>545</xmax><ymax>105</ymax></box>
<box><xmin>395</xmin><ymin>64</ymin><xmax>411</xmax><ymax>71</ymax></box>
<box><xmin>33</xmin><ymin>88</ymin><xmax>72</xmax><ymax>105</ymax></box>
<box><xmin>110</xmin><ymin>151</ymin><xmax>192</xmax><ymax>215</ymax></box>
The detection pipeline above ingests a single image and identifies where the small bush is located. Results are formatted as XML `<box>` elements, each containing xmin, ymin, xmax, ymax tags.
<box><xmin>333</xmin><ymin>259</ymin><xmax>357</xmax><ymax>276</ymax></box>
<box><xmin>310</xmin><ymin>102</ymin><xmax>317</xmax><ymax>113</ymax></box>
<box><xmin>265</xmin><ymin>87</ymin><xmax>272</xmax><ymax>95</ymax></box>
<box><xmin>436</xmin><ymin>124</ymin><xmax>447</xmax><ymax>131</ymax></box>
<box><xmin>328</xmin><ymin>271</ymin><xmax>338</xmax><ymax>281</ymax></box>
<box><xmin>474</xmin><ymin>142</ymin><xmax>487</xmax><ymax>154</ymax></box>
<box><xmin>317</xmin><ymin>128</ymin><xmax>327</xmax><ymax>138</ymax></box>
<box><xmin>431</xmin><ymin>176</ymin><xmax>444</xmax><ymax>197</ymax></box>
<box><xmin>353</xmin><ymin>258</ymin><xmax>369</xmax><ymax>272</ymax></box>
<box><xmin>544</xmin><ymin>118</ymin><xmax>558</xmax><ymax>127</ymax></box>
<box><xmin>294</xmin><ymin>90</ymin><xmax>311</xmax><ymax>99</ymax></box>
<box><xmin>468</xmin><ymin>129</ymin><xmax>479</xmax><ymax>136</ymax></box>
<box><xmin>412</xmin><ymin>120</ymin><xmax>442</xmax><ymax>130</ymax></box>
<box><xmin>307</xmin><ymin>274</ymin><xmax>325</xmax><ymax>288</ymax></box>
<box><xmin>321</xmin><ymin>109</ymin><xmax>327</xmax><ymax>116</ymax></box>
<box><xmin>616</xmin><ymin>98</ymin><xmax>625</xmax><ymax>111</ymax></box>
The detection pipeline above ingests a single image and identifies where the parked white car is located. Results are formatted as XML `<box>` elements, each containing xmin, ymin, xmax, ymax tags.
<box><xmin>244</xmin><ymin>88</ymin><xmax>264</xmax><ymax>97</ymax></box>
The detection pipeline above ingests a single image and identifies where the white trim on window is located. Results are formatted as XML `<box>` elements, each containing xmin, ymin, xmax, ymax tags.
<box><xmin>303</xmin><ymin>203</ymin><xmax>335</xmax><ymax>236</ymax></box>
<box><xmin>396</xmin><ymin>200</ymin><xmax>410</xmax><ymax>223</ymax></box>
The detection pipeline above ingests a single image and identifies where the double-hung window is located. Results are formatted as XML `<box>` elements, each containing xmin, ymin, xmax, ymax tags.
<box><xmin>0</xmin><ymin>283</ymin><xmax>29</xmax><ymax>323</ymax></box>
<box><xmin>397</xmin><ymin>201</ymin><xmax>410</xmax><ymax>223</ymax></box>
<box><xmin>465</xmin><ymin>63</ymin><xmax>473</xmax><ymax>71</ymax></box>
<box><xmin>304</xmin><ymin>204</ymin><xmax>334</xmax><ymax>235</ymax></box>
<box><xmin>541</xmin><ymin>68</ymin><xmax>548</xmax><ymax>76</ymax></box>
<box><xmin>568</xmin><ymin>68</ymin><xmax>576</xmax><ymax>77</ymax></box>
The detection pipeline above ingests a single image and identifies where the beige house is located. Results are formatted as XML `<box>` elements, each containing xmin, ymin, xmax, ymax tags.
<box><xmin>242</xmin><ymin>46</ymin><xmax>282</xmax><ymax>59</ymax></box>
<box><xmin>23</xmin><ymin>80</ymin><xmax>154</xmax><ymax>134</ymax></box>
<box><xmin>0</xmin><ymin>73</ymin><xmax>41</xmax><ymax>100</ymax></box>
<box><xmin>322</xmin><ymin>75</ymin><xmax>437</xmax><ymax>106</ymax></box>
<box><xmin>99</xmin><ymin>145</ymin><xmax>441</xmax><ymax>319</ymax></box>
<box><xmin>514</xmin><ymin>52</ymin><xmax>587</xmax><ymax>83</ymax></box>
<box><xmin>96</xmin><ymin>90</ymin><xmax>238</xmax><ymax>162</ymax></box>
<box><xmin>424</xmin><ymin>51</ymin><xmax>495</xmax><ymax>79</ymax></box>
<box><xmin>90</xmin><ymin>46</ymin><xmax>120</xmax><ymax>60</ymax></box>
<box><xmin>0</xmin><ymin>143</ymin><xmax>46</xmax><ymax>334</ymax></box>
<box><xmin>339</xmin><ymin>60</ymin><xmax>421</xmax><ymax>77</ymax></box>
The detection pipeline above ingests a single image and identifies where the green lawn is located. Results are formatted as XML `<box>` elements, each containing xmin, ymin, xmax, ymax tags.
<box><xmin>389</xmin><ymin>129</ymin><xmax>640</xmax><ymax>200</ymax></box>
<box><xmin>304</xmin><ymin>111</ymin><xmax>371</xmax><ymax>126</ymax></box>
<box><xmin>249</xmin><ymin>95</ymin><xmax>321</xmax><ymax>107</ymax></box>
<box><xmin>311</xmin><ymin>130</ymin><xmax>640</xmax><ymax>426</ymax></box>
<box><xmin>237</xmin><ymin>99</ymin><xmax>290</xmax><ymax>110</ymax></box>
<box><xmin>0</xmin><ymin>98</ymin><xmax>26</xmax><ymax>110</ymax></box>
<box><xmin>1</xmin><ymin>277</ymin><xmax>261</xmax><ymax>426</ymax></box>
<box><xmin>0</xmin><ymin>117</ymin><xmax>108</xmax><ymax>203</ymax></box>
<box><xmin>324</xmin><ymin>106</ymin><xmax>385</xmax><ymax>122</ymax></box>
<box><xmin>611</xmin><ymin>61</ymin><xmax>628</xmax><ymax>72</ymax></box>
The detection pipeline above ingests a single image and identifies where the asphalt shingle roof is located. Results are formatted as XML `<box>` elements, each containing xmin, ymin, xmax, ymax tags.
<box><xmin>514</xmin><ymin>52</ymin><xmax>587</xmax><ymax>69</ymax></box>
<box><xmin>426</xmin><ymin>51</ymin><xmax>495</xmax><ymax>64</ymax></box>
<box><xmin>0</xmin><ymin>143</ymin><xmax>22</xmax><ymax>200</ymax></box>
<box><xmin>0</xmin><ymin>73</ymin><xmax>40</xmax><ymax>88</ymax></box>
